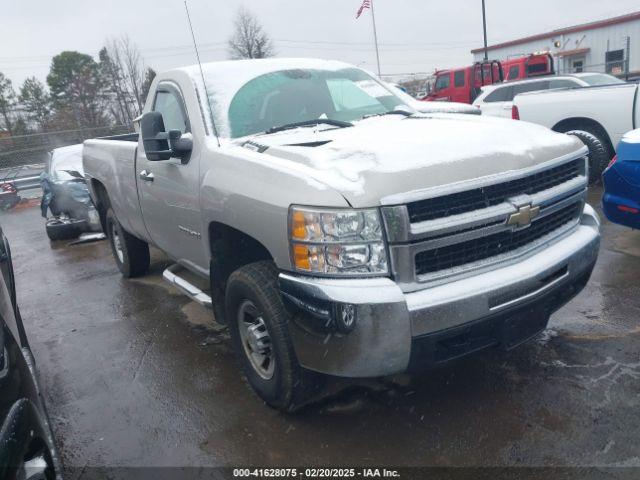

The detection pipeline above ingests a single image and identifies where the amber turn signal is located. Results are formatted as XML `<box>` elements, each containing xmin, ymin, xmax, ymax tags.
<box><xmin>293</xmin><ymin>244</ymin><xmax>311</xmax><ymax>270</ymax></box>
<box><xmin>291</xmin><ymin>210</ymin><xmax>307</xmax><ymax>240</ymax></box>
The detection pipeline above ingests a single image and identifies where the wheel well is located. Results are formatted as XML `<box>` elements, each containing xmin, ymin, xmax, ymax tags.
<box><xmin>552</xmin><ymin>117</ymin><xmax>614</xmax><ymax>156</ymax></box>
<box><xmin>90</xmin><ymin>179</ymin><xmax>110</xmax><ymax>231</ymax></box>
<box><xmin>208</xmin><ymin>223</ymin><xmax>273</xmax><ymax>290</ymax></box>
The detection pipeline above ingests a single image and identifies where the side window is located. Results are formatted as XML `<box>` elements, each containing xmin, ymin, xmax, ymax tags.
<box><xmin>527</xmin><ymin>63</ymin><xmax>550</xmax><ymax>75</ymax></box>
<box><xmin>484</xmin><ymin>86</ymin><xmax>512</xmax><ymax>103</ymax></box>
<box><xmin>507</xmin><ymin>65</ymin><xmax>520</xmax><ymax>80</ymax></box>
<box><xmin>454</xmin><ymin>70</ymin><xmax>465</xmax><ymax>88</ymax></box>
<box><xmin>154</xmin><ymin>88</ymin><xmax>188</xmax><ymax>133</ymax></box>
<box><xmin>549</xmin><ymin>79</ymin><xmax>578</xmax><ymax>89</ymax></box>
<box><xmin>435</xmin><ymin>74</ymin><xmax>450</xmax><ymax>91</ymax></box>
<box><xmin>512</xmin><ymin>81</ymin><xmax>549</xmax><ymax>97</ymax></box>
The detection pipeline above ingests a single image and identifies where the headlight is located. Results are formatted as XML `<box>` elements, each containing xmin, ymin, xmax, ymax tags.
<box><xmin>289</xmin><ymin>206</ymin><xmax>388</xmax><ymax>276</ymax></box>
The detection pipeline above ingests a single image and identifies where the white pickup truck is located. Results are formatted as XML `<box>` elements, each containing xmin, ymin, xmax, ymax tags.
<box><xmin>513</xmin><ymin>81</ymin><xmax>640</xmax><ymax>179</ymax></box>
<box><xmin>83</xmin><ymin>58</ymin><xmax>600</xmax><ymax>411</ymax></box>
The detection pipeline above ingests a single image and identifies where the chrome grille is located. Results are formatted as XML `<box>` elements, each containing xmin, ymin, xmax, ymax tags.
<box><xmin>407</xmin><ymin>158</ymin><xmax>583</xmax><ymax>223</ymax></box>
<box><xmin>414</xmin><ymin>201</ymin><xmax>582</xmax><ymax>275</ymax></box>
<box><xmin>382</xmin><ymin>154</ymin><xmax>588</xmax><ymax>291</ymax></box>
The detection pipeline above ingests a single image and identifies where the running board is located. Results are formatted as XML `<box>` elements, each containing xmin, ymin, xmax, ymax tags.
<box><xmin>162</xmin><ymin>264</ymin><xmax>212</xmax><ymax>309</ymax></box>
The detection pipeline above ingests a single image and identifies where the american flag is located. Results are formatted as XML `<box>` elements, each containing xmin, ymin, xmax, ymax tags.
<box><xmin>356</xmin><ymin>0</ymin><xmax>371</xmax><ymax>19</ymax></box>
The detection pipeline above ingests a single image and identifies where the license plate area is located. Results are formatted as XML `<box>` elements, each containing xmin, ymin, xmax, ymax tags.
<box><xmin>501</xmin><ymin>307</ymin><xmax>549</xmax><ymax>350</ymax></box>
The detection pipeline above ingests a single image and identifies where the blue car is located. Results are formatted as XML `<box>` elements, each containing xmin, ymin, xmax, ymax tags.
<box><xmin>603</xmin><ymin>129</ymin><xmax>640</xmax><ymax>229</ymax></box>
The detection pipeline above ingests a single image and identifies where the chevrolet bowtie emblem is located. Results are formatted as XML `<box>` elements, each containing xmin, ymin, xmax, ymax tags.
<box><xmin>507</xmin><ymin>204</ymin><xmax>540</xmax><ymax>228</ymax></box>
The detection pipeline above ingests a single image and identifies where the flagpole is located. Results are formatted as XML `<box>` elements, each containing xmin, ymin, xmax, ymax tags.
<box><xmin>369</xmin><ymin>0</ymin><xmax>382</xmax><ymax>76</ymax></box>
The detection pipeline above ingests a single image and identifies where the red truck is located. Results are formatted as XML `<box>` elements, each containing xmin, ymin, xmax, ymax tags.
<box><xmin>424</xmin><ymin>53</ymin><xmax>554</xmax><ymax>104</ymax></box>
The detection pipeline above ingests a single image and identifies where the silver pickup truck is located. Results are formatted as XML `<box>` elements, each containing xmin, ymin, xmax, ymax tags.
<box><xmin>84</xmin><ymin>58</ymin><xmax>600</xmax><ymax>411</ymax></box>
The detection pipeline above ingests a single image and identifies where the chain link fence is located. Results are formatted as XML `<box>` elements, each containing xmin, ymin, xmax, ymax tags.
<box><xmin>0</xmin><ymin>125</ymin><xmax>132</xmax><ymax>169</ymax></box>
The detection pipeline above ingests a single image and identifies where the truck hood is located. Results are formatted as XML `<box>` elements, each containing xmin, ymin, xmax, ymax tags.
<box><xmin>243</xmin><ymin>114</ymin><xmax>585</xmax><ymax>207</ymax></box>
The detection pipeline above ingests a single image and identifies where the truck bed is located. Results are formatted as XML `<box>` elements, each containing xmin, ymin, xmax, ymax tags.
<box><xmin>514</xmin><ymin>82</ymin><xmax>639</xmax><ymax>149</ymax></box>
<box><xmin>96</xmin><ymin>133</ymin><xmax>139</xmax><ymax>142</ymax></box>
<box><xmin>83</xmin><ymin>136</ymin><xmax>146</xmax><ymax>240</ymax></box>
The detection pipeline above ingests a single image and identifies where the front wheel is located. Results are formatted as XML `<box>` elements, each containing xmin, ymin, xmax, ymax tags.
<box><xmin>105</xmin><ymin>208</ymin><xmax>150</xmax><ymax>278</ymax></box>
<box><xmin>225</xmin><ymin>261</ymin><xmax>322</xmax><ymax>411</ymax></box>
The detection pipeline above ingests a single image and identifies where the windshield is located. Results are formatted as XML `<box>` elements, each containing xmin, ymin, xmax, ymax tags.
<box><xmin>434</xmin><ymin>73</ymin><xmax>450</xmax><ymax>92</ymax></box>
<box><xmin>226</xmin><ymin>68</ymin><xmax>409</xmax><ymax>138</ymax></box>
<box><xmin>386</xmin><ymin>83</ymin><xmax>420</xmax><ymax>106</ymax></box>
<box><xmin>579</xmin><ymin>74</ymin><xmax>625</xmax><ymax>86</ymax></box>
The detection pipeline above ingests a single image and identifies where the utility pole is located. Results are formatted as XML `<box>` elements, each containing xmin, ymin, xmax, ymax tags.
<box><xmin>370</xmin><ymin>0</ymin><xmax>382</xmax><ymax>76</ymax></box>
<box><xmin>482</xmin><ymin>0</ymin><xmax>489</xmax><ymax>61</ymax></box>
<box><xmin>625</xmin><ymin>35</ymin><xmax>631</xmax><ymax>81</ymax></box>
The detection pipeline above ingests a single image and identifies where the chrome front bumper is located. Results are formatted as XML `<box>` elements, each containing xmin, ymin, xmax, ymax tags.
<box><xmin>279</xmin><ymin>205</ymin><xmax>600</xmax><ymax>378</ymax></box>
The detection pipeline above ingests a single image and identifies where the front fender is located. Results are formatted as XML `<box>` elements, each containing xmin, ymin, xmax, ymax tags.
<box><xmin>199</xmin><ymin>146</ymin><xmax>349</xmax><ymax>271</ymax></box>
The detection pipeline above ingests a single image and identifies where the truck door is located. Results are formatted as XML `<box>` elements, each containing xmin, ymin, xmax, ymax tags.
<box><xmin>136</xmin><ymin>81</ymin><xmax>208</xmax><ymax>273</ymax></box>
<box><xmin>432</xmin><ymin>72</ymin><xmax>452</xmax><ymax>101</ymax></box>
<box><xmin>452</xmin><ymin>70</ymin><xmax>467</xmax><ymax>103</ymax></box>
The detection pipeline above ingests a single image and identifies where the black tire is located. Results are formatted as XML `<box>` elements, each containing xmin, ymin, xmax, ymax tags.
<box><xmin>565</xmin><ymin>129</ymin><xmax>610</xmax><ymax>184</ymax></box>
<box><xmin>105</xmin><ymin>208</ymin><xmax>150</xmax><ymax>278</ymax></box>
<box><xmin>45</xmin><ymin>219</ymin><xmax>81</xmax><ymax>241</ymax></box>
<box><xmin>225</xmin><ymin>261</ymin><xmax>321</xmax><ymax>412</ymax></box>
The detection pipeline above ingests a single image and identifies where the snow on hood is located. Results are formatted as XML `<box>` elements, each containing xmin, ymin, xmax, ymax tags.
<box><xmin>411</xmin><ymin>101</ymin><xmax>480</xmax><ymax>115</ymax></box>
<box><xmin>239</xmin><ymin>114</ymin><xmax>585</xmax><ymax>207</ymax></box>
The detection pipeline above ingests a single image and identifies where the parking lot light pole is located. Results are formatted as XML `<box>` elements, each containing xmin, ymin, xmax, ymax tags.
<box><xmin>482</xmin><ymin>0</ymin><xmax>489</xmax><ymax>61</ymax></box>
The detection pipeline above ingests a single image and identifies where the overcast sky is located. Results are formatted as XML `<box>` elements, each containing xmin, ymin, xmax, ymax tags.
<box><xmin>2</xmin><ymin>0</ymin><xmax>639</xmax><ymax>86</ymax></box>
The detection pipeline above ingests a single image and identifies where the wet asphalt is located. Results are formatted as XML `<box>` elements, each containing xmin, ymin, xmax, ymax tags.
<box><xmin>0</xmin><ymin>186</ymin><xmax>638</xmax><ymax>475</ymax></box>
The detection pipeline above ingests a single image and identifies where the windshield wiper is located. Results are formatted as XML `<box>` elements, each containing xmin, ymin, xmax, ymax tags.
<box><xmin>265</xmin><ymin>119</ymin><xmax>353</xmax><ymax>135</ymax></box>
<box><xmin>363</xmin><ymin>109</ymin><xmax>414</xmax><ymax>120</ymax></box>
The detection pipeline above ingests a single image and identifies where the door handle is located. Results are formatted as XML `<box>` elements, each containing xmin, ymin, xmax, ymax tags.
<box><xmin>139</xmin><ymin>170</ymin><xmax>154</xmax><ymax>182</ymax></box>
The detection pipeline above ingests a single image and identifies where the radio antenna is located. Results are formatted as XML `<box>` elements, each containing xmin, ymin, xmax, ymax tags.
<box><xmin>184</xmin><ymin>0</ymin><xmax>221</xmax><ymax>147</ymax></box>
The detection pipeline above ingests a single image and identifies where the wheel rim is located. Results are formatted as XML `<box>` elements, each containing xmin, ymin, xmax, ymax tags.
<box><xmin>110</xmin><ymin>222</ymin><xmax>124</xmax><ymax>263</ymax></box>
<box><xmin>237</xmin><ymin>299</ymin><xmax>274</xmax><ymax>380</ymax></box>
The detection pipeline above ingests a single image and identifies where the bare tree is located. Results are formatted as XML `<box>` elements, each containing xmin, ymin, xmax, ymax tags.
<box><xmin>99</xmin><ymin>44</ymin><xmax>133</xmax><ymax>125</ymax></box>
<box><xmin>228</xmin><ymin>7</ymin><xmax>275</xmax><ymax>60</ymax></box>
<box><xmin>119</xmin><ymin>36</ymin><xmax>144</xmax><ymax>113</ymax></box>
<box><xmin>141</xmin><ymin>67</ymin><xmax>157</xmax><ymax>105</ymax></box>
<box><xmin>100</xmin><ymin>35</ymin><xmax>147</xmax><ymax>124</ymax></box>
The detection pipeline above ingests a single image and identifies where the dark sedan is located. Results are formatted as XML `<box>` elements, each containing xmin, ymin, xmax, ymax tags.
<box><xmin>0</xmin><ymin>225</ymin><xmax>62</xmax><ymax>479</ymax></box>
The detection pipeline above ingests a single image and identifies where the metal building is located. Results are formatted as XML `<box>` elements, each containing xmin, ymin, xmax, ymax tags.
<box><xmin>471</xmin><ymin>11</ymin><xmax>640</xmax><ymax>78</ymax></box>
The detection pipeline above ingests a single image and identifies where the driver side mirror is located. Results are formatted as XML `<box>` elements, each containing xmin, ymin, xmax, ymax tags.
<box><xmin>140</xmin><ymin>112</ymin><xmax>193</xmax><ymax>162</ymax></box>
